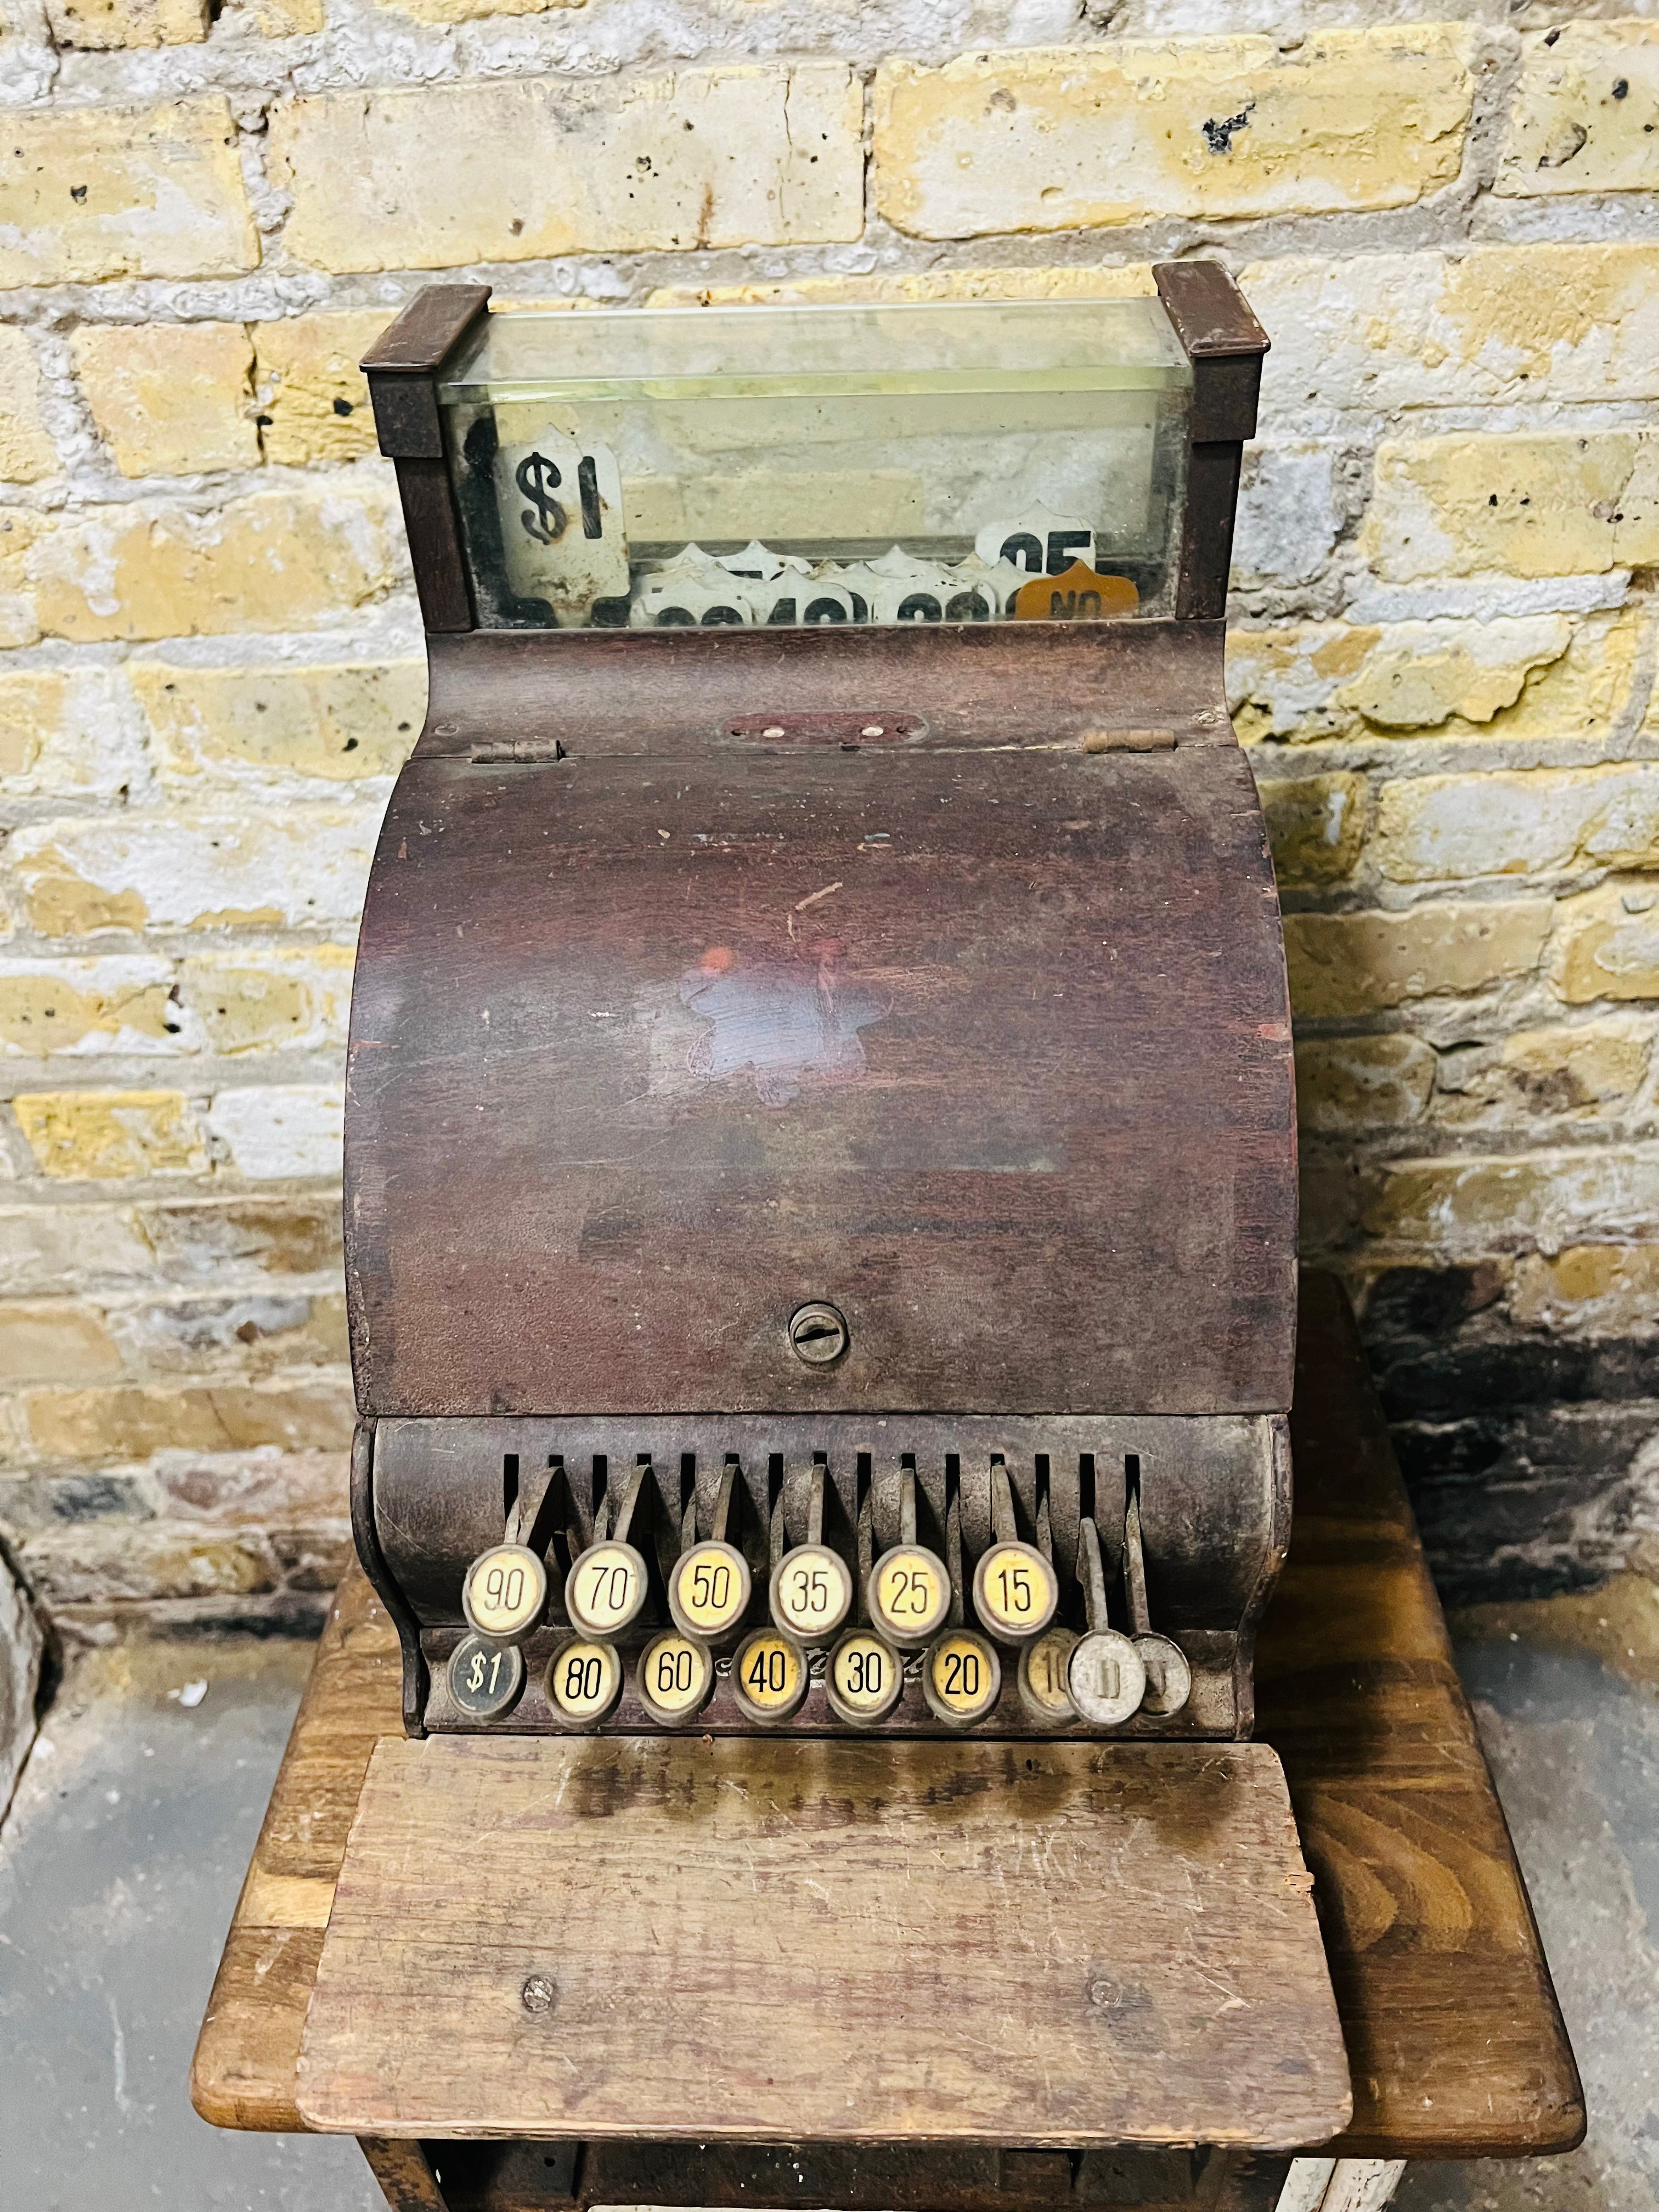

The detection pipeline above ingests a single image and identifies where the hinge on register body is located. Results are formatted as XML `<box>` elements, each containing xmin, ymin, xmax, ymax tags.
<box><xmin>469</xmin><ymin>737</ymin><xmax>566</xmax><ymax>763</ymax></box>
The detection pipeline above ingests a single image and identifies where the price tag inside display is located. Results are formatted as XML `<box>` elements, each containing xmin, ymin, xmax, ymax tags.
<box><xmin>974</xmin><ymin>505</ymin><xmax>1096</xmax><ymax>577</ymax></box>
<box><xmin>495</xmin><ymin>432</ymin><xmax>628</xmax><ymax>627</ymax></box>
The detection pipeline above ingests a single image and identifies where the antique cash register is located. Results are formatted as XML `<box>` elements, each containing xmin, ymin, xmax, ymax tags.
<box><xmin>302</xmin><ymin>268</ymin><xmax>1352</xmax><ymax>2165</ymax></box>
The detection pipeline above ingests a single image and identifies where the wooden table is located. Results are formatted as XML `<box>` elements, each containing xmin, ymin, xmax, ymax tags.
<box><xmin>193</xmin><ymin>1277</ymin><xmax>1583</xmax><ymax>2210</ymax></box>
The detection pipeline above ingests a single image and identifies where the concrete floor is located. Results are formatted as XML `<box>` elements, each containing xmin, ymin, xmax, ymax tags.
<box><xmin>0</xmin><ymin>1589</ymin><xmax>1655</xmax><ymax>2212</ymax></box>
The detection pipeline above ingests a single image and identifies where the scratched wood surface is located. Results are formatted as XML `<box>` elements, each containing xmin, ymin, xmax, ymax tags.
<box><xmin>190</xmin><ymin>1276</ymin><xmax>1583</xmax><ymax>2159</ymax></box>
<box><xmin>295</xmin><ymin>1733</ymin><xmax>1347</xmax><ymax>2145</ymax></box>
<box><xmin>1259</xmin><ymin>1277</ymin><xmax>1583</xmax><ymax>2159</ymax></box>
<box><xmin>344</xmin><ymin>726</ymin><xmax>1296</xmax><ymax>1425</ymax></box>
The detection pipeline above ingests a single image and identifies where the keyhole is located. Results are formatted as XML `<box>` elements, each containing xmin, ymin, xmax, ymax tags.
<box><xmin>788</xmin><ymin>1302</ymin><xmax>849</xmax><ymax>1367</ymax></box>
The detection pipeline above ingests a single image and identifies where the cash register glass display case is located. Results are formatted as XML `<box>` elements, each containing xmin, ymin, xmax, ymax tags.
<box><xmin>348</xmin><ymin>269</ymin><xmax>1296</xmax><ymax>1752</ymax></box>
<box><xmin>438</xmin><ymin>299</ymin><xmax>1191</xmax><ymax>631</ymax></box>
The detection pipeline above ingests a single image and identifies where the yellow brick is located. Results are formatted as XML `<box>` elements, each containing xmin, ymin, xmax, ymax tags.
<box><xmin>1549</xmin><ymin>879</ymin><xmax>1659</xmax><ymax>1002</ymax></box>
<box><xmin>22</xmin><ymin>1377</ymin><xmax>353</xmax><ymax>1460</ymax></box>
<box><xmin>1258</xmin><ymin>771</ymin><xmax>1367</xmax><ymax>886</ymax></box>
<box><xmin>1376</xmin><ymin>766</ymin><xmax>1659</xmax><ymax>883</ymax></box>
<box><xmin>71</xmin><ymin>321</ymin><xmax>257</xmax><ymax>477</ymax></box>
<box><xmin>0</xmin><ymin>100</ymin><xmax>256</xmax><ymax>287</ymax></box>
<box><xmin>1363</xmin><ymin>430</ymin><xmax>1659</xmax><ymax>582</ymax></box>
<box><xmin>0</xmin><ymin>1301</ymin><xmax>122</xmax><ymax>1386</ymax></box>
<box><xmin>1503</xmin><ymin>1018</ymin><xmax>1651</xmax><ymax>1111</ymax></box>
<box><xmin>0</xmin><ymin>957</ymin><xmax>178</xmax><ymax>1054</ymax></box>
<box><xmin>29</xmin><ymin>486</ymin><xmax>399</xmax><ymax>642</ymax></box>
<box><xmin>1362</xmin><ymin>1147</ymin><xmax>1659</xmax><ymax>1252</ymax></box>
<box><xmin>1510</xmin><ymin>1243</ymin><xmax>1659</xmax><ymax>1332</ymax></box>
<box><xmin>646</xmin><ymin>266</ymin><xmax>1157</xmax><ymax>309</ymax></box>
<box><xmin>1229</xmin><ymin>612</ymin><xmax>1634</xmax><ymax>747</ymax></box>
<box><xmin>1285</xmin><ymin>902</ymin><xmax>1551</xmax><ymax>1019</ymax></box>
<box><xmin>107</xmin><ymin>1289</ymin><xmax>350</xmax><ymax>1378</ymax></box>
<box><xmin>1296</xmin><ymin>1034</ymin><xmax>1434</xmax><ymax>1134</ymax></box>
<box><xmin>252</xmin><ymin>312</ymin><xmax>385</xmax><ymax>466</ymax></box>
<box><xmin>1434</xmin><ymin>1014</ymin><xmax>1652</xmax><ymax>1127</ymax></box>
<box><xmin>872</xmin><ymin>27</ymin><xmax>1474</xmax><ymax>240</ymax></box>
<box><xmin>374</xmin><ymin>0</ymin><xmax>577</xmax><ymax>21</ymax></box>
<box><xmin>0</xmin><ymin>668</ymin><xmax>146</xmax><ymax>798</ymax></box>
<box><xmin>1242</xmin><ymin>245</ymin><xmax>1659</xmax><ymax>409</ymax></box>
<box><xmin>225</xmin><ymin>0</ymin><xmax>320</xmax><ymax>26</ymax></box>
<box><xmin>132</xmin><ymin>659</ymin><xmax>425</xmax><ymax>785</ymax></box>
<box><xmin>0</xmin><ymin>510</ymin><xmax>46</xmax><ymax>648</ymax></box>
<box><xmin>19</xmin><ymin>1527</ymin><xmax>280</xmax><ymax>1604</ymax></box>
<box><xmin>45</xmin><ymin>0</ymin><xmax>206</xmax><ymax>46</ymax></box>
<box><xmin>268</xmin><ymin>65</ymin><xmax>863</xmax><ymax>274</ymax></box>
<box><xmin>0</xmin><ymin>329</ymin><xmax>56</xmax><ymax>483</ymax></box>
<box><xmin>1498</xmin><ymin>22</ymin><xmax>1659</xmax><ymax>200</ymax></box>
<box><xmin>181</xmin><ymin>946</ymin><xmax>354</xmax><ymax>1054</ymax></box>
<box><xmin>14</xmin><ymin>1090</ymin><xmax>207</xmax><ymax>1179</ymax></box>
<box><xmin>12</xmin><ymin>808</ymin><xmax>377</xmax><ymax>936</ymax></box>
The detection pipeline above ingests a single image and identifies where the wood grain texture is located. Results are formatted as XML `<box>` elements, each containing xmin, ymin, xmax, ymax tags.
<box><xmin>190</xmin><ymin>1277</ymin><xmax>1583</xmax><ymax>2160</ymax></box>
<box><xmin>1254</xmin><ymin>1277</ymin><xmax>1584</xmax><ymax>2160</ymax></box>
<box><xmin>296</xmin><ymin>1734</ymin><xmax>1348</xmax><ymax>2146</ymax></box>
<box><xmin>344</xmin><ymin>736</ymin><xmax>1295</xmax><ymax>1421</ymax></box>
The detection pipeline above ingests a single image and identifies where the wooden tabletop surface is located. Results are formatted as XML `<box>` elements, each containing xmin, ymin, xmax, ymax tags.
<box><xmin>191</xmin><ymin>1274</ymin><xmax>1583</xmax><ymax>2161</ymax></box>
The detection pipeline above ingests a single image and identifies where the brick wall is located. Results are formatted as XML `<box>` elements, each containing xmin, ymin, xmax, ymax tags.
<box><xmin>0</xmin><ymin>2</ymin><xmax>1654</xmax><ymax>1637</ymax></box>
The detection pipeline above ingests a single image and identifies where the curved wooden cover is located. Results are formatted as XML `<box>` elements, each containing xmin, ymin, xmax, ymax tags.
<box><xmin>343</xmin><ymin>627</ymin><xmax>1295</xmax><ymax>1418</ymax></box>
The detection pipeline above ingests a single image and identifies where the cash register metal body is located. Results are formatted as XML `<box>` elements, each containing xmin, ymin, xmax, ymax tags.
<box><xmin>317</xmin><ymin>268</ymin><xmax>1353</xmax><ymax>2173</ymax></box>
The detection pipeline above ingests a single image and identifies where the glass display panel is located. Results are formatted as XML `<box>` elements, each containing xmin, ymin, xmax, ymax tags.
<box><xmin>438</xmin><ymin>300</ymin><xmax>1193</xmax><ymax>633</ymax></box>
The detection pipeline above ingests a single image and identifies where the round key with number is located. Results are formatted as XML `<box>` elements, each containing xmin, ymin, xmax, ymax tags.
<box><xmin>448</xmin><ymin>1632</ymin><xmax>525</xmax><ymax>1722</ymax></box>
<box><xmin>636</xmin><ymin>1631</ymin><xmax>714</xmax><ymax>1726</ymax></box>
<box><xmin>1133</xmin><ymin>1633</ymin><xmax>1193</xmax><ymax>1717</ymax></box>
<box><xmin>669</xmin><ymin>1539</ymin><xmax>751</xmax><ymax>1644</ymax></box>
<box><xmin>1068</xmin><ymin>1628</ymin><xmax>1146</xmax><ymax>1727</ymax></box>
<box><xmin>731</xmin><ymin>1628</ymin><xmax>808</xmax><ymax>1724</ymax></box>
<box><xmin>769</xmin><ymin>1543</ymin><xmax>853</xmax><ymax>1649</ymax></box>
<box><xmin>973</xmin><ymin>1539</ymin><xmax>1058</xmax><ymax>1647</ymax></box>
<box><xmin>545</xmin><ymin>1637</ymin><xmax>623</xmax><ymax>1726</ymax></box>
<box><xmin>1018</xmin><ymin>1624</ymin><xmax>1079</xmax><ymax>1725</ymax></box>
<box><xmin>461</xmin><ymin>1543</ymin><xmax>548</xmax><ymax>1645</ymax></box>
<box><xmin>922</xmin><ymin>1629</ymin><xmax>1001</xmax><ymax>1728</ymax></box>
<box><xmin>870</xmin><ymin>1543</ymin><xmax>951</xmax><ymax>1648</ymax></box>
<box><xmin>565</xmin><ymin>1539</ymin><xmax>647</xmax><ymax>1640</ymax></box>
<box><xmin>826</xmin><ymin>1629</ymin><xmax>903</xmax><ymax>1725</ymax></box>
<box><xmin>1121</xmin><ymin>1489</ymin><xmax>1192</xmax><ymax>1719</ymax></box>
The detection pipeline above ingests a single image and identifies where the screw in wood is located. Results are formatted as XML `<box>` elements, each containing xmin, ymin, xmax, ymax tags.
<box><xmin>521</xmin><ymin>1974</ymin><xmax>557</xmax><ymax>2016</ymax></box>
